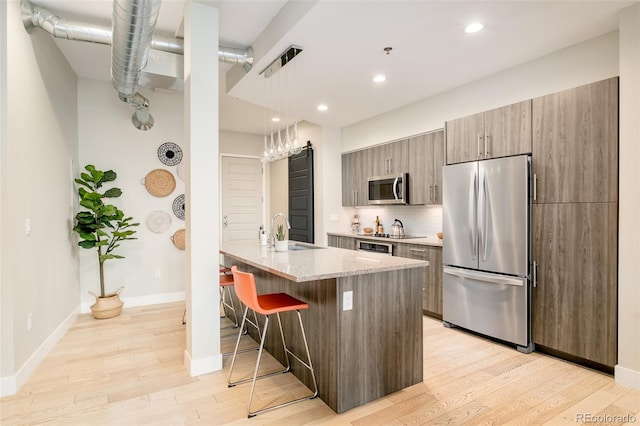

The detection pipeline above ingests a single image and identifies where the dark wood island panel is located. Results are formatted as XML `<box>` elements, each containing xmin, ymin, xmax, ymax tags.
<box><xmin>222</xmin><ymin>257</ymin><xmax>424</xmax><ymax>413</ymax></box>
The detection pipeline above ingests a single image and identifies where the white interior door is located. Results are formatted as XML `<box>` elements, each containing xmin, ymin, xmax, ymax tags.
<box><xmin>221</xmin><ymin>156</ymin><xmax>263</xmax><ymax>242</ymax></box>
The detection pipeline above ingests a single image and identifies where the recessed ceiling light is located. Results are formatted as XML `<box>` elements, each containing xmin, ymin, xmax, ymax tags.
<box><xmin>465</xmin><ymin>22</ymin><xmax>484</xmax><ymax>33</ymax></box>
<box><xmin>271</xmin><ymin>117</ymin><xmax>280</xmax><ymax>122</ymax></box>
<box><xmin>373</xmin><ymin>74</ymin><xmax>386</xmax><ymax>83</ymax></box>
<box><xmin>317</xmin><ymin>104</ymin><xmax>328</xmax><ymax>111</ymax></box>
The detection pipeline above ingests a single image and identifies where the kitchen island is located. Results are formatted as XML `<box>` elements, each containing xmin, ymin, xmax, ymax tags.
<box><xmin>220</xmin><ymin>240</ymin><xmax>427</xmax><ymax>413</ymax></box>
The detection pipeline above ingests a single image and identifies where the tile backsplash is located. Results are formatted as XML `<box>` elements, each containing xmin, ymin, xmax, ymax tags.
<box><xmin>350</xmin><ymin>205</ymin><xmax>443</xmax><ymax>237</ymax></box>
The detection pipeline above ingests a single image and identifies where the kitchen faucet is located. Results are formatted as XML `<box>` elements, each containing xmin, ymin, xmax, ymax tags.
<box><xmin>270</xmin><ymin>212</ymin><xmax>291</xmax><ymax>247</ymax></box>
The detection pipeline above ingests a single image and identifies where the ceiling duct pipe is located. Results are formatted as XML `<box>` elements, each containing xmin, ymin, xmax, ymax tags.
<box><xmin>20</xmin><ymin>0</ymin><xmax>255</xmax><ymax>130</ymax></box>
<box><xmin>111</xmin><ymin>0</ymin><xmax>161</xmax><ymax>131</ymax></box>
<box><xmin>21</xmin><ymin>0</ymin><xmax>182</xmax><ymax>54</ymax></box>
<box><xmin>21</xmin><ymin>0</ymin><xmax>254</xmax><ymax>70</ymax></box>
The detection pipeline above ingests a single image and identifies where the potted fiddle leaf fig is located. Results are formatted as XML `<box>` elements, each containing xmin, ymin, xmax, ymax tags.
<box><xmin>73</xmin><ymin>164</ymin><xmax>139</xmax><ymax>319</ymax></box>
<box><xmin>274</xmin><ymin>224</ymin><xmax>288</xmax><ymax>252</ymax></box>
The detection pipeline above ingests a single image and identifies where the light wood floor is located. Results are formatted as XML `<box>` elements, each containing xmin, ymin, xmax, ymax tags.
<box><xmin>1</xmin><ymin>302</ymin><xmax>638</xmax><ymax>425</ymax></box>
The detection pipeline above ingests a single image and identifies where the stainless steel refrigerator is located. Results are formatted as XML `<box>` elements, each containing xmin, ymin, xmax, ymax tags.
<box><xmin>442</xmin><ymin>154</ymin><xmax>533</xmax><ymax>353</ymax></box>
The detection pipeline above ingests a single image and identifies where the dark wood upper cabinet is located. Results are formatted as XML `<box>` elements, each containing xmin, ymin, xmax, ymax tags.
<box><xmin>369</xmin><ymin>139</ymin><xmax>408</xmax><ymax>177</ymax></box>
<box><xmin>532</xmin><ymin>77</ymin><xmax>619</xmax><ymax>204</ymax></box>
<box><xmin>408</xmin><ymin>130</ymin><xmax>444</xmax><ymax>205</ymax></box>
<box><xmin>446</xmin><ymin>100</ymin><xmax>532</xmax><ymax>164</ymax></box>
<box><xmin>341</xmin><ymin>150</ymin><xmax>368</xmax><ymax>207</ymax></box>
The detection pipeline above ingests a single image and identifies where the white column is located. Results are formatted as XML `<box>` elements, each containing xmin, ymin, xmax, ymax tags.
<box><xmin>183</xmin><ymin>1</ymin><xmax>222</xmax><ymax>375</ymax></box>
<box><xmin>616</xmin><ymin>4</ymin><xmax>640</xmax><ymax>390</ymax></box>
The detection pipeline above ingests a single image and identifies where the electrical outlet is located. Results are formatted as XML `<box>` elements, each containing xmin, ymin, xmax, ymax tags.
<box><xmin>155</xmin><ymin>269</ymin><xmax>162</xmax><ymax>279</ymax></box>
<box><xmin>27</xmin><ymin>313</ymin><xmax>33</xmax><ymax>331</ymax></box>
<box><xmin>343</xmin><ymin>291</ymin><xmax>353</xmax><ymax>311</ymax></box>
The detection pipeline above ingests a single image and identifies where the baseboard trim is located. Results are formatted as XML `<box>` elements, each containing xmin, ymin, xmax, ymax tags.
<box><xmin>184</xmin><ymin>350</ymin><xmax>223</xmax><ymax>377</ymax></box>
<box><xmin>1</xmin><ymin>307</ymin><xmax>79</xmax><ymax>397</ymax></box>
<box><xmin>80</xmin><ymin>291</ymin><xmax>186</xmax><ymax>313</ymax></box>
<box><xmin>615</xmin><ymin>364</ymin><xmax>640</xmax><ymax>390</ymax></box>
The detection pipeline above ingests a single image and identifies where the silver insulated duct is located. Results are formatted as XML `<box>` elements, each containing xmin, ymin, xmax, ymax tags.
<box><xmin>112</xmin><ymin>0</ymin><xmax>161</xmax><ymax>131</ymax></box>
<box><xmin>21</xmin><ymin>0</ymin><xmax>255</xmax><ymax>130</ymax></box>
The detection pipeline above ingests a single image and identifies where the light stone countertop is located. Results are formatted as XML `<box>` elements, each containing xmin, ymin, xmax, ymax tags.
<box><xmin>220</xmin><ymin>240</ymin><xmax>428</xmax><ymax>283</ymax></box>
<box><xmin>327</xmin><ymin>232</ymin><xmax>443</xmax><ymax>247</ymax></box>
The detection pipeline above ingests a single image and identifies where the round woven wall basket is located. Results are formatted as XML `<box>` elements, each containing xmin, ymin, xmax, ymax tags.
<box><xmin>143</xmin><ymin>169</ymin><xmax>175</xmax><ymax>197</ymax></box>
<box><xmin>171</xmin><ymin>228</ymin><xmax>185</xmax><ymax>250</ymax></box>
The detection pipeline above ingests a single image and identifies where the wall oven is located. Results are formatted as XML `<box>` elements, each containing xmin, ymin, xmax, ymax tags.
<box><xmin>367</xmin><ymin>173</ymin><xmax>407</xmax><ymax>205</ymax></box>
<box><xmin>356</xmin><ymin>240</ymin><xmax>393</xmax><ymax>256</ymax></box>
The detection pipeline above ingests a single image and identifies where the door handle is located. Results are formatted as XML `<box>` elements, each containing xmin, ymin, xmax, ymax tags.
<box><xmin>393</xmin><ymin>177</ymin><xmax>399</xmax><ymax>200</ymax></box>
<box><xmin>223</xmin><ymin>219</ymin><xmax>228</xmax><ymax>227</ymax></box>
<box><xmin>469</xmin><ymin>172</ymin><xmax>478</xmax><ymax>259</ymax></box>
<box><xmin>444</xmin><ymin>266</ymin><xmax>524</xmax><ymax>286</ymax></box>
<box><xmin>484</xmin><ymin>132</ymin><xmax>489</xmax><ymax>158</ymax></box>
<box><xmin>481</xmin><ymin>172</ymin><xmax>489</xmax><ymax>261</ymax></box>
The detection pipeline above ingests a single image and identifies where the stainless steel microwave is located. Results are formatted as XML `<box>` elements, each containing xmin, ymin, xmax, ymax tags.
<box><xmin>367</xmin><ymin>173</ymin><xmax>407</xmax><ymax>205</ymax></box>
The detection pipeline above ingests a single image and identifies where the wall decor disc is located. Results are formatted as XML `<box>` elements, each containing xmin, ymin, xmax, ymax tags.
<box><xmin>157</xmin><ymin>142</ymin><xmax>183</xmax><ymax>166</ymax></box>
<box><xmin>143</xmin><ymin>169</ymin><xmax>175</xmax><ymax>197</ymax></box>
<box><xmin>172</xmin><ymin>194</ymin><xmax>185</xmax><ymax>220</ymax></box>
<box><xmin>145</xmin><ymin>210</ymin><xmax>172</xmax><ymax>233</ymax></box>
<box><xmin>171</xmin><ymin>228</ymin><xmax>185</xmax><ymax>250</ymax></box>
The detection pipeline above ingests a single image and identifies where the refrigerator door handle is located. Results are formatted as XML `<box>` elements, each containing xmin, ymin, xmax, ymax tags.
<box><xmin>468</xmin><ymin>172</ymin><xmax>478</xmax><ymax>259</ymax></box>
<box><xmin>481</xmin><ymin>172</ymin><xmax>489</xmax><ymax>261</ymax></box>
<box><xmin>444</xmin><ymin>266</ymin><xmax>524</xmax><ymax>287</ymax></box>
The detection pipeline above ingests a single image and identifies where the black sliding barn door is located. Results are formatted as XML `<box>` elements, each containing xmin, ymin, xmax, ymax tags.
<box><xmin>288</xmin><ymin>142</ymin><xmax>314</xmax><ymax>243</ymax></box>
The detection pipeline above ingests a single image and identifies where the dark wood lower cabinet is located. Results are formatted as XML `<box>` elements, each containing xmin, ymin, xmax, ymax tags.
<box><xmin>395</xmin><ymin>243</ymin><xmax>443</xmax><ymax>318</ymax></box>
<box><xmin>327</xmin><ymin>234</ymin><xmax>357</xmax><ymax>250</ymax></box>
<box><xmin>328</xmin><ymin>235</ymin><xmax>443</xmax><ymax>318</ymax></box>
<box><xmin>532</xmin><ymin>202</ymin><xmax>618</xmax><ymax>368</ymax></box>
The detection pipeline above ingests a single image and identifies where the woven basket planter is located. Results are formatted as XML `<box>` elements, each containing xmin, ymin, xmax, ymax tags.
<box><xmin>89</xmin><ymin>287</ymin><xmax>124</xmax><ymax>319</ymax></box>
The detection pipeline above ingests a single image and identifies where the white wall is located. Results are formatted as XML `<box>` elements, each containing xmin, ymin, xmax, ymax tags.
<box><xmin>342</xmin><ymin>31</ymin><xmax>619</xmax><ymax>151</ymax></box>
<box><xmin>220</xmin><ymin>130</ymin><xmax>263</xmax><ymax>157</ymax></box>
<box><xmin>1</xmin><ymin>0</ymin><xmax>79</xmax><ymax>395</ymax></box>
<box><xmin>78</xmin><ymin>79</ymin><xmax>186</xmax><ymax>308</ymax></box>
<box><xmin>616</xmin><ymin>3</ymin><xmax>640</xmax><ymax>389</ymax></box>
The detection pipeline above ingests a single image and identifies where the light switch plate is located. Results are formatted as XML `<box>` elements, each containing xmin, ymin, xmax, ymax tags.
<box><xmin>343</xmin><ymin>290</ymin><xmax>353</xmax><ymax>311</ymax></box>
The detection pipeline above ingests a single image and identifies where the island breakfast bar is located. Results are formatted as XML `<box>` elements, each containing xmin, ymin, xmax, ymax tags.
<box><xmin>220</xmin><ymin>240</ymin><xmax>428</xmax><ymax>413</ymax></box>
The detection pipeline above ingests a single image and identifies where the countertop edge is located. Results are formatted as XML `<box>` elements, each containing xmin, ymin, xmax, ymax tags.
<box><xmin>220</xmin><ymin>242</ymin><xmax>428</xmax><ymax>283</ymax></box>
<box><xmin>327</xmin><ymin>232</ymin><xmax>443</xmax><ymax>247</ymax></box>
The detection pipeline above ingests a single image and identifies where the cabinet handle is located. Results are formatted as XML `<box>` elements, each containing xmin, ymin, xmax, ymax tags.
<box><xmin>533</xmin><ymin>261</ymin><xmax>538</xmax><ymax>288</ymax></box>
<box><xmin>390</xmin><ymin>158</ymin><xmax>393</xmax><ymax>173</ymax></box>
<box><xmin>434</xmin><ymin>185</ymin><xmax>438</xmax><ymax>202</ymax></box>
<box><xmin>484</xmin><ymin>132</ymin><xmax>489</xmax><ymax>158</ymax></box>
<box><xmin>410</xmin><ymin>248</ymin><xmax>426</xmax><ymax>252</ymax></box>
<box><xmin>477</xmin><ymin>134</ymin><xmax>481</xmax><ymax>158</ymax></box>
<box><xmin>429</xmin><ymin>185</ymin><xmax>433</xmax><ymax>202</ymax></box>
<box><xmin>533</xmin><ymin>174</ymin><xmax>537</xmax><ymax>201</ymax></box>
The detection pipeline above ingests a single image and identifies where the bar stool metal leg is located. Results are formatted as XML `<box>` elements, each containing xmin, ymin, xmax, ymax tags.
<box><xmin>245</xmin><ymin>309</ymin><xmax>318</xmax><ymax>417</ymax></box>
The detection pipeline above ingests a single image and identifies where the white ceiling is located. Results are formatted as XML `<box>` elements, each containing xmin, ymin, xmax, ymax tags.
<box><xmin>29</xmin><ymin>0</ymin><xmax>635</xmax><ymax>135</ymax></box>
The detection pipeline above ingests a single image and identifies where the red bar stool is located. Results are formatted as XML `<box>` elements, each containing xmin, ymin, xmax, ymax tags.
<box><xmin>182</xmin><ymin>265</ymin><xmax>238</xmax><ymax>326</ymax></box>
<box><xmin>227</xmin><ymin>266</ymin><xmax>318</xmax><ymax>418</ymax></box>
<box><xmin>219</xmin><ymin>273</ymin><xmax>240</xmax><ymax>328</ymax></box>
